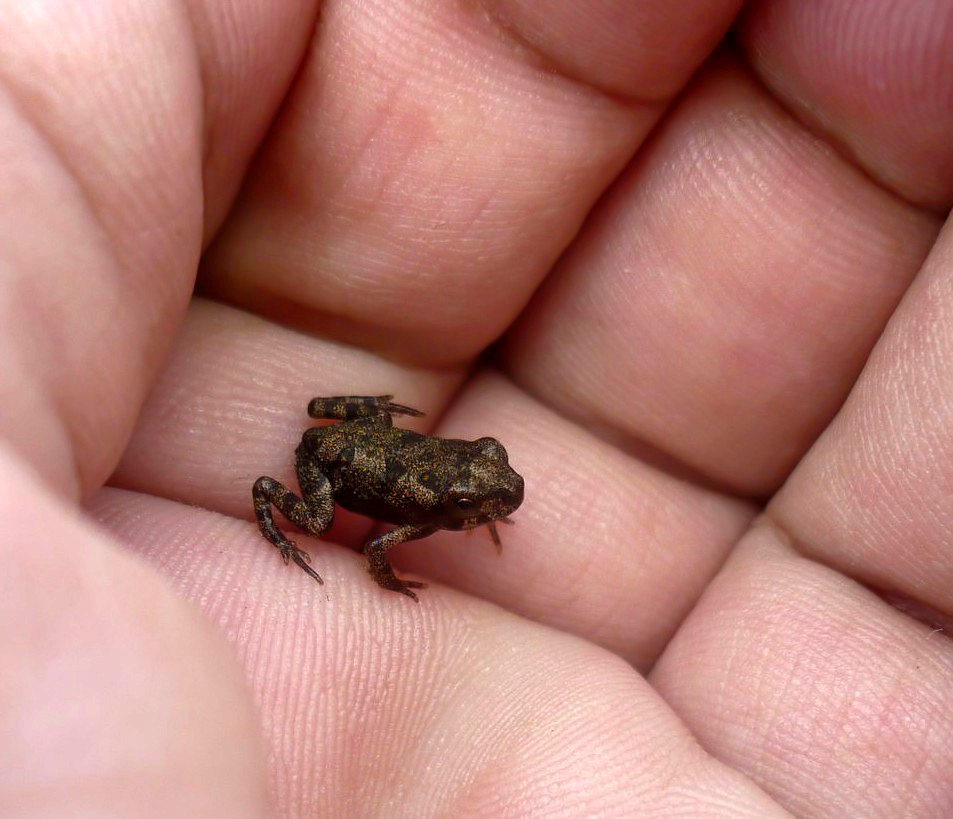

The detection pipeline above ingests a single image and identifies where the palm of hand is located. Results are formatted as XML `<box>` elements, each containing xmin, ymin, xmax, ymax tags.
<box><xmin>3</xmin><ymin>2</ymin><xmax>952</xmax><ymax>816</ymax></box>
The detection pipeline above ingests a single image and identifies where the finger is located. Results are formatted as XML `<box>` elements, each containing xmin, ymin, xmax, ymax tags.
<box><xmin>506</xmin><ymin>53</ymin><xmax>942</xmax><ymax>497</ymax></box>
<box><xmin>740</xmin><ymin>0</ymin><xmax>953</xmax><ymax>209</ymax></box>
<box><xmin>702</xmin><ymin>209</ymin><xmax>953</xmax><ymax>813</ymax></box>
<box><xmin>0</xmin><ymin>3</ymin><xmax>314</xmax><ymax>495</ymax></box>
<box><xmin>650</xmin><ymin>214</ymin><xmax>953</xmax><ymax>817</ymax></box>
<box><xmin>91</xmin><ymin>487</ymin><xmax>787</xmax><ymax>817</ymax></box>
<box><xmin>185</xmin><ymin>0</ymin><xmax>321</xmax><ymax>233</ymax></box>
<box><xmin>651</xmin><ymin>526</ymin><xmax>953</xmax><ymax>817</ymax></box>
<box><xmin>0</xmin><ymin>446</ymin><xmax>267</xmax><ymax>816</ymax></box>
<box><xmin>771</xmin><ymin>222</ymin><xmax>953</xmax><ymax>614</ymax></box>
<box><xmin>114</xmin><ymin>300</ymin><xmax>752</xmax><ymax>666</ymax></box>
<box><xmin>200</xmin><ymin>0</ymin><xmax>742</xmax><ymax>363</ymax></box>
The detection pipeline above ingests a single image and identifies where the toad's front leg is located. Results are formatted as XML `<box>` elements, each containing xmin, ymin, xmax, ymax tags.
<box><xmin>364</xmin><ymin>524</ymin><xmax>438</xmax><ymax>601</ymax></box>
<box><xmin>252</xmin><ymin>460</ymin><xmax>335</xmax><ymax>584</ymax></box>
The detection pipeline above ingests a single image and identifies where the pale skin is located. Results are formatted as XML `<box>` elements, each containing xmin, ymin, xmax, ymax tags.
<box><xmin>2</xmin><ymin>1</ymin><xmax>953</xmax><ymax>816</ymax></box>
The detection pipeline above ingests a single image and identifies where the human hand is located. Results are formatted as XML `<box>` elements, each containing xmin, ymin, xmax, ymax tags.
<box><xmin>3</xmin><ymin>1</ymin><xmax>952</xmax><ymax>815</ymax></box>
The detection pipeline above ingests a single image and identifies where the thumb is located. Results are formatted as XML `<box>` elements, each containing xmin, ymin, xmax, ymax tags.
<box><xmin>0</xmin><ymin>445</ymin><xmax>268</xmax><ymax>817</ymax></box>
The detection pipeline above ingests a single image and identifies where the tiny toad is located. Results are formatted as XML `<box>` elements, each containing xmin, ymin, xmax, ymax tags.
<box><xmin>253</xmin><ymin>395</ymin><xmax>524</xmax><ymax>600</ymax></box>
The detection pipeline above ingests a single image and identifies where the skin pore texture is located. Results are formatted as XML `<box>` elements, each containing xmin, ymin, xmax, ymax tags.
<box><xmin>2</xmin><ymin>0</ymin><xmax>953</xmax><ymax>816</ymax></box>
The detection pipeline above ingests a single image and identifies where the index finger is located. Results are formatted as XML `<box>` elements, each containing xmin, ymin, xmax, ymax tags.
<box><xmin>199</xmin><ymin>0</ymin><xmax>742</xmax><ymax>363</ymax></box>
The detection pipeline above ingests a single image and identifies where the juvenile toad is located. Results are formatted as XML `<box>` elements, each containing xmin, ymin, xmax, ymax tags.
<box><xmin>253</xmin><ymin>395</ymin><xmax>524</xmax><ymax>600</ymax></box>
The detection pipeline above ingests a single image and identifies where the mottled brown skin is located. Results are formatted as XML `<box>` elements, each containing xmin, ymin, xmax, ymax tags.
<box><xmin>253</xmin><ymin>395</ymin><xmax>525</xmax><ymax>600</ymax></box>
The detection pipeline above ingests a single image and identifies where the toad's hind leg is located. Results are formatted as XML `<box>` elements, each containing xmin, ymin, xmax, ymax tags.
<box><xmin>252</xmin><ymin>463</ymin><xmax>335</xmax><ymax>584</ymax></box>
<box><xmin>307</xmin><ymin>395</ymin><xmax>424</xmax><ymax>424</ymax></box>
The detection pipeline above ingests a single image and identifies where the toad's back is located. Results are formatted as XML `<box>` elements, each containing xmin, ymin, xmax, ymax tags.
<box><xmin>254</xmin><ymin>394</ymin><xmax>523</xmax><ymax>599</ymax></box>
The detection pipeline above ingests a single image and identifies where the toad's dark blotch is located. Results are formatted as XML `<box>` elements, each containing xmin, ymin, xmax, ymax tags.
<box><xmin>253</xmin><ymin>395</ymin><xmax>525</xmax><ymax>600</ymax></box>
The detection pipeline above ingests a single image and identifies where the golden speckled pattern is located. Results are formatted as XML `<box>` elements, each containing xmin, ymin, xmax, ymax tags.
<box><xmin>253</xmin><ymin>395</ymin><xmax>524</xmax><ymax>600</ymax></box>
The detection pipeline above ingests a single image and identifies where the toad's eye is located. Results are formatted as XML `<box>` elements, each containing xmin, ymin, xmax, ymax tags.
<box><xmin>454</xmin><ymin>497</ymin><xmax>476</xmax><ymax>510</ymax></box>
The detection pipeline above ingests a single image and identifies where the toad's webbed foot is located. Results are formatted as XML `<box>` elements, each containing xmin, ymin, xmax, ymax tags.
<box><xmin>364</xmin><ymin>523</ymin><xmax>437</xmax><ymax>602</ymax></box>
<box><xmin>253</xmin><ymin>475</ymin><xmax>331</xmax><ymax>585</ymax></box>
<box><xmin>280</xmin><ymin>541</ymin><xmax>324</xmax><ymax>585</ymax></box>
<box><xmin>381</xmin><ymin>578</ymin><xmax>427</xmax><ymax>602</ymax></box>
<box><xmin>367</xmin><ymin>566</ymin><xmax>428</xmax><ymax>602</ymax></box>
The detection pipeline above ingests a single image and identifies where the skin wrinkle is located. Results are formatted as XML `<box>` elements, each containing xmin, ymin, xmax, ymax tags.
<box><xmin>739</xmin><ymin>0</ymin><xmax>953</xmax><ymax>209</ymax></box>
<box><xmin>174</xmin><ymin>0</ymin><xmax>214</xmax><ymax>178</ymax></box>
<box><xmin>760</xmin><ymin>507</ymin><xmax>953</xmax><ymax>640</ymax></box>
<box><xmin>3</xmin><ymin>183</ymin><xmax>118</xmax><ymax>498</ymax></box>
<box><xmin>742</xmin><ymin>54</ymin><xmax>938</xmax><ymax>216</ymax></box>
<box><xmin>478</xmin><ymin>0</ymin><xmax>741</xmax><ymax>104</ymax></box>
<box><xmin>330</xmin><ymin>75</ymin><xmax>420</xmax><ymax>213</ymax></box>
<box><xmin>475</xmin><ymin>2</ymin><xmax>651</xmax><ymax>105</ymax></box>
<box><xmin>754</xmin><ymin>16</ymin><xmax>952</xmax><ymax>207</ymax></box>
